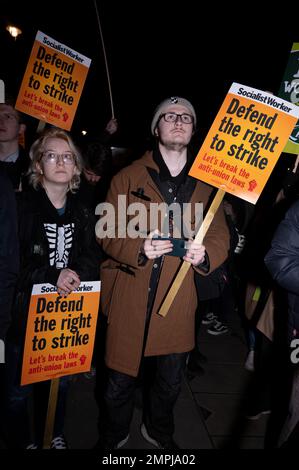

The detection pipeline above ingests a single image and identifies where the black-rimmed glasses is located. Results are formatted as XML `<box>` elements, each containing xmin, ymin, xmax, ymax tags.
<box><xmin>160</xmin><ymin>112</ymin><xmax>193</xmax><ymax>125</ymax></box>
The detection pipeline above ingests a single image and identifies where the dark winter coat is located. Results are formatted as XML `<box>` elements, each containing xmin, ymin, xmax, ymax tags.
<box><xmin>265</xmin><ymin>200</ymin><xmax>299</xmax><ymax>341</ymax></box>
<box><xmin>0</xmin><ymin>169</ymin><xmax>19</xmax><ymax>339</ymax></box>
<box><xmin>0</xmin><ymin>146</ymin><xmax>31</xmax><ymax>191</ymax></box>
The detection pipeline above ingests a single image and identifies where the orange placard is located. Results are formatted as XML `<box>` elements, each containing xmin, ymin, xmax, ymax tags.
<box><xmin>189</xmin><ymin>83</ymin><xmax>299</xmax><ymax>204</ymax></box>
<box><xmin>21</xmin><ymin>281</ymin><xmax>100</xmax><ymax>385</ymax></box>
<box><xmin>15</xmin><ymin>31</ymin><xmax>91</xmax><ymax>130</ymax></box>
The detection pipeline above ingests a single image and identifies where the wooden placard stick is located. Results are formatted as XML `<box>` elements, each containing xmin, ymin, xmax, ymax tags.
<box><xmin>94</xmin><ymin>0</ymin><xmax>115</xmax><ymax>118</ymax></box>
<box><xmin>43</xmin><ymin>377</ymin><xmax>60</xmax><ymax>449</ymax></box>
<box><xmin>158</xmin><ymin>188</ymin><xmax>226</xmax><ymax>317</ymax></box>
<box><xmin>293</xmin><ymin>154</ymin><xmax>299</xmax><ymax>174</ymax></box>
<box><xmin>37</xmin><ymin>120</ymin><xmax>46</xmax><ymax>134</ymax></box>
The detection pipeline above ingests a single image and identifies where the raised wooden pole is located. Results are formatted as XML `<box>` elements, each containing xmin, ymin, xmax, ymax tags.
<box><xmin>37</xmin><ymin>120</ymin><xmax>46</xmax><ymax>134</ymax></box>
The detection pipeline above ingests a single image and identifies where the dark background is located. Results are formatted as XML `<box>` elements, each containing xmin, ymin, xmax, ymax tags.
<box><xmin>1</xmin><ymin>0</ymin><xmax>299</xmax><ymax>151</ymax></box>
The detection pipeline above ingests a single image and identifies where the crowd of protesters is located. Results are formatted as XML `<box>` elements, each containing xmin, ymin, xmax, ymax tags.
<box><xmin>0</xmin><ymin>94</ymin><xmax>298</xmax><ymax>450</ymax></box>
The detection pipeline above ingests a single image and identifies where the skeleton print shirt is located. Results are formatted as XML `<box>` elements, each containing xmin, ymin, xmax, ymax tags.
<box><xmin>43</xmin><ymin>222</ymin><xmax>74</xmax><ymax>268</ymax></box>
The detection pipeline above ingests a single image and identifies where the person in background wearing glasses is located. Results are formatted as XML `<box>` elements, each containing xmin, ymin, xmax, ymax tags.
<box><xmin>3</xmin><ymin>127</ymin><xmax>102</xmax><ymax>449</ymax></box>
<box><xmin>95</xmin><ymin>97</ymin><xmax>229</xmax><ymax>449</ymax></box>
<box><xmin>0</xmin><ymin>98</ymin><xmax>30</xmax><ymax>191</ymax></box>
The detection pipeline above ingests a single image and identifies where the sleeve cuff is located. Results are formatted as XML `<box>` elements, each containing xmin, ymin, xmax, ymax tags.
<box><xmin>197</xmin><ymin>252</ymin><xmax>210</xmax><ymax>273</ymax></box>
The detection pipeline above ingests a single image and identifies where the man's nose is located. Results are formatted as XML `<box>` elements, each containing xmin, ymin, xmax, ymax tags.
<box><xmin>174</xmin><ymin>115</ymin><xmax>183</xmax><ymax>125</ymax></box>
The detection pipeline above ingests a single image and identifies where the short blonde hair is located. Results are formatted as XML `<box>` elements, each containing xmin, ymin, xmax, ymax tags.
<box><xmin>29</xmin><ymin>127</ymin><xmax>83</xmax><ymax>192</ymax></box>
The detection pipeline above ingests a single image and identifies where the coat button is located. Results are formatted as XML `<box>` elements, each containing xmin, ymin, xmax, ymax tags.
<box><xmin>153</xmin><ymin>263</ymin><xmax>158</xmax><ymax>268</ymax></box>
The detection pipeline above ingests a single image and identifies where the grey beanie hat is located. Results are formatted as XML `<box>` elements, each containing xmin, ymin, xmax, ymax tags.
<box><xmin>151</xmin><ymin>96</ymin><xmax>197</xmax><ymax>135</ymax></box>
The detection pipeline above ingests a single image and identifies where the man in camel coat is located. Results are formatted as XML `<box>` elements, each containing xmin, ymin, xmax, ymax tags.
<box><xmin>96</xmin><ymin>96</ymin><xmax>229</xmax><ymax>449</ymax></box>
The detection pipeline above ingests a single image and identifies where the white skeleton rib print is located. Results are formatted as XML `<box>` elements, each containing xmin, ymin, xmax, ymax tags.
<box><xmin>44</xmin><ymin>223</ymin><xmax>74</xmax><ymax>268</ymax></box>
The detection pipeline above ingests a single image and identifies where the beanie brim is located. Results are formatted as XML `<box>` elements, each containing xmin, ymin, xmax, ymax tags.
<box><xmin>151</xmin><ymin>96</ymin><xmax>196</xmax><ymax>135</ymax></box>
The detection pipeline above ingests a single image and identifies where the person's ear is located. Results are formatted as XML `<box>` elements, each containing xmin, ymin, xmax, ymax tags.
<box><xmin>36</xmin><ymin>162</ymin><xmax>43</xmax><ymax>175</ymax></box>
<box><xmin>154</xmin><ymin>128</ymin><xmax>159</xmax><ymax>137</ymax></box>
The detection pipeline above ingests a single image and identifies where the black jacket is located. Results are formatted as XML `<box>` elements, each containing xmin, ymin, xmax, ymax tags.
<box><xmin>0</xmin><ymin>146</ymin><xmax>31</xmax><ymax>191</ymax></box>
<box><xmin>265</xmin><ymin>200</ymin><xmax>299</xmax><ymax>341</ymax></box>
<box><xmin>0</xmin><ymin>169</ymin><xmax>19</xmax><ymax>339</ymax></box>
<box><xmin>8</xmin><ymin>188</ymin><xmax>102</xmax><ymax>343</ymax></box>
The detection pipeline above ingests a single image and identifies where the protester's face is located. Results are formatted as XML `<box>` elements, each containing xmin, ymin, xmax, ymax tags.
<box><xmin>37</xmin><ymin>137</ymin><xmax>79</xmax><ymax>186</ymax></box>
<box><xmin>155</xmin><ymin>105</ymin><xmax>194</xmax><ymax>150</ymax></box>
<box><xmin>83</xmin><ymin>168</ymin><xmax>101</xmax><ymax>185</ymax></box>
<box><xmin>0</xmin><ymin>104</ymin><xmax>23</xmax><ymax>144</ymax></box>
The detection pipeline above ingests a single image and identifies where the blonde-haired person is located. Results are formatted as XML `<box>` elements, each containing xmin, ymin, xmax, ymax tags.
<box><xmin>29</xmin><ymin>127</ymin><xmax>82</xmax><ymax>193</ymax></box>
<box><xmin>3</xmin><ymin>127</ymin><xmax>102</xmax><ymax>449</ymax></box>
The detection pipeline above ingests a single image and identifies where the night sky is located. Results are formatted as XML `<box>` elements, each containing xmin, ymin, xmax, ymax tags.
<box><xmin>1</xmin><ymin>0</ymin><xmax>299</xmax><ymax>151</ymax></box>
